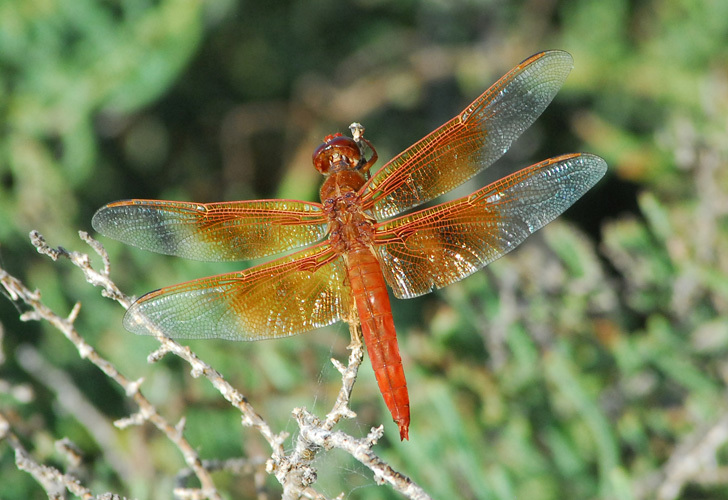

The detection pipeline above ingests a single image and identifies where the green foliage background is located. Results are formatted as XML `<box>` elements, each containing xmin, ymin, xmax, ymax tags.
<box><xmin>1</xmin><ymin>0</ymin><xmax>727</xmax><ymax>498</ymax></box>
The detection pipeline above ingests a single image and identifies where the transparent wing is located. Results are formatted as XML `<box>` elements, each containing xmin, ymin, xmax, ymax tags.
<box><xmin>374</xmin><ymin>153</ymin><xmax>607</xmax><ymax>298</ymax></box>
<box><xmin>93</xmin><ymin>199</ymin><xmax>327</xmax><ymax>262</ymax></box>
<box><xmin>123</xmin><ymin>243</ymin><xmax>350</xmax><ymax>340</ymax></box>
<box><xmin>362</xmin><ymin>50</ymin><xmax>575</xmax><ymax>219</ymax></box>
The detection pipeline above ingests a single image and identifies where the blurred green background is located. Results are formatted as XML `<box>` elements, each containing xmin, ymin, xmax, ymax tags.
<box><xmin>1</xmin><ymin>0</ymin><xmax>728</xmax><ymax>498</ymax></box>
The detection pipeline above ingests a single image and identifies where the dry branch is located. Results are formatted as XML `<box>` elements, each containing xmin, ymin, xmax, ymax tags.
<box><xmin>0</xmin><ymin>231</ymin><xmax>431</xmax><ymax>499</ymax></box>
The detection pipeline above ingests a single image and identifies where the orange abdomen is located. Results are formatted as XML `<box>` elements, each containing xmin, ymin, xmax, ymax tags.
<box><xmin>346</xmin><ymin>247</ymin><xmax>410</xmax><ymax>440</ymax></box>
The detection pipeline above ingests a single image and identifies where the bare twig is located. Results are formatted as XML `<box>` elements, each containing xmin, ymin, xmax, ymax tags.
<box><xmin>176</xmin><ymin>456</ymin><xmax>267</xmax><ymax>488</ymax></box>
<box><xmin>15</xmin><ymin>344</ymin><xmax>133</xmax><ymax>485</ymax></box>
<box><xmin>275</xmin><ymin>320</ymin><xmax>431</xmax><ymax>499</ymax></box>
<box><xmin>652</xmin><ymin>409</ymin><xmax>728</xmax><ymax>500</ymax></box>
<box><xmin>272</xmin><ymin>322</ymin><xmax>366</xmax><ymax>499</ymax></box>
<box><xmin>295</xmin><ymin>416</ymin><xmax>430</xmax><ymax>499</ymax></box>
<box><xmin>325</xmin><ymin>322</ymin><xmax>365</xmax><ymax>431</ymax></box>
<box><xmin>0</xmin><ymin>412</ymin><xmax>130</xmax><ymax>500</ymax></box>
<box><xmin>36</xmin><ymin>231</ymin><xmax>286</xmax><ymax>455</ymax></box>
<box><xmin>4</xmin><ymin>232</ymin><xmax>223</xmax><ymax>500</ymax></box>
<box><xmin>0</xmin><ymin>230</ymin><xmax>430</xmax><ymax>498</ymax></box>
<box><xmin>55</xmin><ymin>437</ymin><xmax>84</xmax><ymax>470</ymax></box>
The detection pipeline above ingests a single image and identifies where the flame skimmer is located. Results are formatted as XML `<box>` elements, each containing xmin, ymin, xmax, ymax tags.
<box><xmin>93</xmin><ymin>50</ymin><xmax>606</xmax><ymax>440</ymax></box>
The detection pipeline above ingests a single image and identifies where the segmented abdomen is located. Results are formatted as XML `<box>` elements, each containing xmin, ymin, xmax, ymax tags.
<box><xmin>346</xmin><ymin>246</ymin><xmax>410</xmax><ymax>440</ymax></box>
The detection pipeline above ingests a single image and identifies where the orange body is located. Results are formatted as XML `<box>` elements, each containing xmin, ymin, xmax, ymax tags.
<box><xmin>93</xmin><ymin>51</ymin><xmax>607</xmax><ymax>440</ymax></box>
<box><xmin>320</xmin><ymin>152</ymin><xmax>410</xmax><ymax>439</ymax></box>
<box><xmin>346</xmin><ymin>247</ymin><xmax>409</xmax><ymax>439</ymax></box>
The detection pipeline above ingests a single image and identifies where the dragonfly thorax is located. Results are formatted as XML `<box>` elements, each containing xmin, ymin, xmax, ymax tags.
<box><xmin>323</xmin><ymin>191</ymin><xmax>374</xmax><ymax>253</ymax></box>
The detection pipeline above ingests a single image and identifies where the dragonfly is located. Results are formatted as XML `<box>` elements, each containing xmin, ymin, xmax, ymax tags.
<box><xmin>93</xmin><ymin>50</ymin><xmax>606</xmax><ymax>440</ymax></box>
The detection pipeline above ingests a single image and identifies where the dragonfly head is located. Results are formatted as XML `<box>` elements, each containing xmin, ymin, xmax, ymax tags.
<box><xmin>313</xmin><ymin>133</ymin><xmax>362</xmax><ymax>175</ymax></box>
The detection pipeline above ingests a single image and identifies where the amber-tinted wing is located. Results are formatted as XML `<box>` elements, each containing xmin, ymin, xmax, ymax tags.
<box><xmin>122</xmin><ymin>243</ymin><xmax>349</xmax><ymax>340</ymax></box>
<box><xmin>374</xmin><ymin>153</ymin><xmax>607</xmax><ymax>299</ymax></box>
<box><xmin>361</xmin><ymin>50</ymin><xmax>574</xmax><ymax>220</ymax></box>
<box><xmin>92</xmin><ymin>199</ymin><xmax>327</xmax><ymax>262</ymax></box>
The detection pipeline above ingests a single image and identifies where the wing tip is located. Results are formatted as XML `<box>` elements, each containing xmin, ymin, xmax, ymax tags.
<box><xmin>91</xmin><ymin>200</ymin><xmax>137</xmax><ymax>235</ymax></box>
<box><xmin>520</xmin><ymin>49</ymin><xmax>574</xmax><ymax>72</ymax></box>
<box><xmin>575</xmin><ymin>152</ymin><xmax>609</xmax><ymax>184</ymax></box>
<box><xmin>90</xmin><ymin>205</ymin><xmax>112</xmax><ymax>234</ymax></box>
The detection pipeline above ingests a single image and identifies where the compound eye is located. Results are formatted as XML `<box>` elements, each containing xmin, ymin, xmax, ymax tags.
<box><xmin>312</xmin><ymin>135</ymin><xmax>361</xmax><ymax>174</ymax></box>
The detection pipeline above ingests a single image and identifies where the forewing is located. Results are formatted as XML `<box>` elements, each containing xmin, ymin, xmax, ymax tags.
<box><xmin>375</xmin><ymin>153</ymin><xmax>607</xmax><ymax>298</ymax></box>
<box><xmin>123</xmin><ymin>243</ymin><xmax>349</xmax><ymax>340</ymax></box>
<box><xmin>362</xmin><ymin>50</ymin><xmax>574</xmax><ymax>219</ymax></box>
<box><xmin>92</xmin><ymin>199</ymin><xmax>327</xmax><ymax>262</ymax></box>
